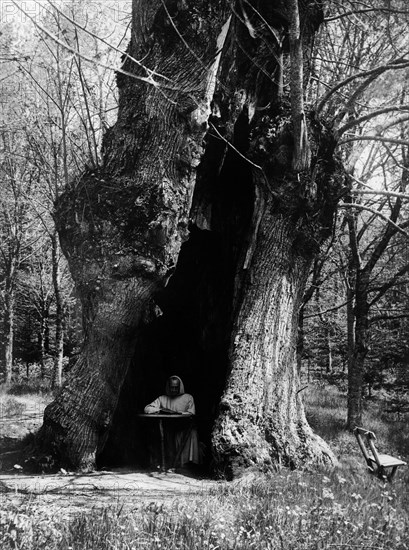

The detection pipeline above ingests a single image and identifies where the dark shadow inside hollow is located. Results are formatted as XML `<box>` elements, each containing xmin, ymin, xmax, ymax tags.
<box><xmin>97</xmin><ymin>227</ymin><xmax>233</xmax><ymax>469</ymax></box>
<box><xmin>98</xmin><ymin>111</ymin><xmax>254</xmax><ymax>470</ymax></box>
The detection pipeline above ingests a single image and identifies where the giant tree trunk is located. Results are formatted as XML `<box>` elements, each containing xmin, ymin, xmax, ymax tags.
<box><xmin>212</xmin><ymin>208</ymin><xmax>333</xmax><ymax>476</ymax></box>
<box><xmin>39</xmin><ymin>0</ymin><xmax>233</xmax><ymax>470</ymax></box>
<box><xmin>39</xmin><ymin>0</ymin><xmax>342</xmax><ymax>473</ymax></box>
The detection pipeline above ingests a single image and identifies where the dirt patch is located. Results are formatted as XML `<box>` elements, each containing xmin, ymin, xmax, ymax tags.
<box><xmin>0</xmin><ymin>468</ymin><xmax>219</xmax><ymax>514</ymax></box>
<box><xmin>0</xmin><ymin>393</ymin><xmax>218</xmax><ymax>513</ymax></box>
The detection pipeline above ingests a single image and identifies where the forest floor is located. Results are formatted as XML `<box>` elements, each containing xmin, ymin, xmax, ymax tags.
<box><xmin>0</xmin><ymin>393</ymin><xmax>218</xmax><ymax>513</ymax></box>
<box><xmin>0</xmin><ymin>386</ymin><xmax>408</xmax><ymax>549</ymax></box>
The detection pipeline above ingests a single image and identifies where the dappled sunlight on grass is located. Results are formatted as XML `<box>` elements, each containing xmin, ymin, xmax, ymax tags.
<box><xmin>0</xmin><ymin>468</ymin><xmax>408</xmax><ymax>549</ymax></box>
<box><xmin>304</xmin><ymin>384</ymin><xmax>347</xmax><ymax>442</ymax></box>
<box><xmin>304</xmin><ymin>383</ymin><xmax>409</xmax><ymax>465</ymax></box>
<box><xmin>0</xmin><ymin>390</ymin><xmax>52</xmax><ymax>444</ymax></box>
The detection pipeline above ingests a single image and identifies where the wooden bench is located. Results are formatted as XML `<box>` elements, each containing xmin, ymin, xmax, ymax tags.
<box><xmin>354</xmin><ymin>427</ymin><xmax>407</xmax><ymax>482</ymax></box>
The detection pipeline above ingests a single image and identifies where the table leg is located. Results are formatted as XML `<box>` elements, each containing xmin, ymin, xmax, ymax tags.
<box><xmin>159</xmin><ymin>418</ymin><xmax>166</xmax><ymax>471</ymax></box>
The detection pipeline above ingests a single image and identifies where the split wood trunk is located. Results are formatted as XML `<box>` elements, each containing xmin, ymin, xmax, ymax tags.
<box><xmin>39</xmin><ymin>0</ymin><xmax>342</xmax><ymax>474</ymax></box>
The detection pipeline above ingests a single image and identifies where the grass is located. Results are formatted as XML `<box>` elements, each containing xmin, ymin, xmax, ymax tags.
<box><xmin>0</xmin><ymin>383</ymin><xmax>408</xmax><ymax>549</ymax></box>
<box><xmin>0</xmin><ymin>395</ymin><xmax>26</xmax><ymax>418</ymax></box>
<box><xmin>0</xmin><ymin>470</ymin><xmax>408</xmax><ymax>549</ymax></box>
<box><xmin>0</xmin><ymin>391</ymin><xmax>52</xmax><ymax>441</ymax></box>
<box><xmin>304</xmin><ymin>384</ymin><xmax>409</xmax><ymax>461</ymax></box>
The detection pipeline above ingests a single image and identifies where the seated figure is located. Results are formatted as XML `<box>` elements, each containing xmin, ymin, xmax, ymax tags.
<box><xmin>144</xmin><ymin>375</ymin><xmax>200</xmax><ymax>466</ymax></box>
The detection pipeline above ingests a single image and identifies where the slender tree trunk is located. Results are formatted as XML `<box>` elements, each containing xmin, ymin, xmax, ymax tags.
<box><xmin>345</xmin><ymin>194</ymin><xmax>360</xmax><ymax>429</ymax></box>
<box><xmin>326</xmin><ymin>324</ymin><xmax>333</xmax><ymax>374</ymax></box>
<box><xmin>347</xmin><ymin>271</ymin><xmax>369</xmax><ymax>428</ymax></box>
<box><xmin>51</xmin><ymin>232</ymin><xmax>65</xmax><ymax>389</ymax></box>
<box><xmin>53</xmin><ymin>309</ymin><xmax>64</xmax><ymax>389</ymax></box>
<box><xmin>39</xmin><ymin>310</ymin><xmax>48</xmax><ymax>379</ymax></box>
<box><xmin>346</xmin><ymin>281</ymin><xmax>355</xmax><ymax>374</ymax></box>
<box><xmin>3</xmin><ymin>279</ymin><xmax>15</xmax><ymax>385</ymax></box>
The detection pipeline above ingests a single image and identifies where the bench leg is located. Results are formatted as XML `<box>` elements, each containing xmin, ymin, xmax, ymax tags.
<box><xmin>377</xmin><ymin>466</ymin><xmax>387</xmax><ymax>482</ymax></box>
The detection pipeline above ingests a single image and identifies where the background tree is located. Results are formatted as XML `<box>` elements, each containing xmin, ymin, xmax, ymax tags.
<box><xmin>0</xmin><ymin>132</ymin><xmax>39</xmax><ymax>384</ymax></box>
<box><xmin>0</xmin><ymin>0</ymin><xmax>126</xmax><ymax>386</ymax></box>
<box><xmin>301</xmin><ymin>0</ymin><xmax>409</xmax><ymax>428</ymax></box>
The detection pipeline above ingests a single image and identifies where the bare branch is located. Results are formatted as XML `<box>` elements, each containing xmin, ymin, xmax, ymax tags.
<box><xmin>303</xmin><ymin>299</ymin><xmax>352</xmax><ymax>320</ymax></box>
<box><xmin>44</xmin><ymin>0</ymin><xmax>171</xmax><ymax>83</ymax></box>
<box><xmin>325</xmin><ymin>8</ymin><xmax>409</xmax><ymax>23</ymax></box>
<box><xmin>370</xmin><ymin>263</ymin><xmax>409</xmax><ymax>306</ymax></box>
<box><xmin>370</xmin><ymin>312</ymin><xmax>409</xmax><ymax>324</ymax></box>
<box><xmin>340</xmin><ymin>203</ymin><xmax>409</xmax><ymax>239</ymax></box>
<box><xmin>209</xmin><ymin>122</ymin><xmax>263</xmax><ymax>172</ymax></box>
<box><xmin>9</xmin><ymin>0</ymin><xmax>162</xmax><ymax>89</ymax></box>
<box><xmin>337</xmin><ymin>106</ymin><xmax>409</xmax><ymax>136</ymax></box>
<box><xmin>351</xmin><ymin>189</ymin><xmax>409</xmax><ymax>201</ymax></box>
<box><xmin>338</xmin><ymin>135</ymin><xmax>409</xmax><ymax>147</ymax></box>
<box><xmin>316</xmin><ymin>60</ymin><xmax>409</xmax><ymax>115</ymax></box>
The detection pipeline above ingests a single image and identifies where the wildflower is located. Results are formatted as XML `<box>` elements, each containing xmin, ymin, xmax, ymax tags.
<box><xmin>322</xmin><ymin>488</ymin><xmax>335</xmax><ymax>500</ymax></box>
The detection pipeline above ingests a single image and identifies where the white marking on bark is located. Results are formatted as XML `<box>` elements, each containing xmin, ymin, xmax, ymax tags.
<box><xmin>248</xmin><ymin>101</ymin><xmax>256</xmax><ymax>122</ymax></box>
<box><xmin>241</xmin><ymin>5</ymin><xmax>256</xmax><ymax>38</ymax></box>
<box><xmin>191</xmin><ymin>16</ymin><xmax>232</xmax><ymax>127</ymax></box>
<box><xmin>243</xmin><ymin>184</ymin><xmax>265</xmax><ymax>269</ymax></box>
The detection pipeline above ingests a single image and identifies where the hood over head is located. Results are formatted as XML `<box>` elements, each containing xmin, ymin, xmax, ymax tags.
<box><xmin>165</xmin><ymin>375</ymin><xmax>184</xmax><ymax>396</ymax></box>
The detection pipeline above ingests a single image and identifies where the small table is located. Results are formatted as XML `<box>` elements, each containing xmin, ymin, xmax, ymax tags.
<box><xmin>138</xmin><ymin>413</ymin><xmax>194</xmax><ymax>470</ymax></box>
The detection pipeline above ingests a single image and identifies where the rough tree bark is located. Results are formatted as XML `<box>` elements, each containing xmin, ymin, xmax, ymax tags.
<box><xmin>39</xmin><ymin>0</ymin><xmax>343</xmax><ymax>474</ymax></box>
<box><xmin>39</xmin><ymin>0</ymin><xmax>233</xmax><ymax>470</ymax></box>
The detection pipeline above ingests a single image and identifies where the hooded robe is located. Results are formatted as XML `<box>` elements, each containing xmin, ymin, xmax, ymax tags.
<box><xmin>144</xmin><ymin>376</ymin><xmax>199</xmax><ymax>465</ymax></box>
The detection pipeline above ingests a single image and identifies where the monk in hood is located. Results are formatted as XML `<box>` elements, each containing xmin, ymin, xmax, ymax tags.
<box><xmin>144</xmin><ymin>376</ymin><xmax>199</xmax><ymax>465</ymax></box>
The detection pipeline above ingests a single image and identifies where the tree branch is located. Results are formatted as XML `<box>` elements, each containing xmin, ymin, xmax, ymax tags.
<box><xmin>316</xmin><ymin>60</ymin><xmax>409</xmax><ymax>115</ymax></box>
<box><xmin>9</xmin><ymin>0</ymin><xmax>164</xmax><ymax>89</ymax></box>
<box><xmin>340</xmin><ymin>203</ymin><xmax>409</xmax><ymax>239</ymax></box>
<box><xmin>351</xmin><ymin>189</ymin><xmax>409</xmax><ymax>200</ymax></box>
<box><xmin>325</xmin><ymin>8</ymin><xmax>409</xmax><ymax>23</ymax></box>
<box><xmin>337</xmin><ymin>106</ymin><xmax>409</xmax><ymax>137</ymax></box>
<box><xmin>288</xmin><ymin>0</ymin><xmax>310</xmax><ymax>171</ymax></box>
<box><xmin>339</xmin><ymin>135</ymin><xmax>409</xmax><ymax>148</ymax></box>
<box><xmin>303</xmin><ymin>299</ymin><xmax>352</xmax><ymax>320</ymax></box>
<box><xmin>45</xmin><ymin>0</ymin><xmax>170</xmax><ymax>83</ymax></box>
<box><xmin>369</xmin><ymin>264</ymin><xmax>409</xmax><ymax>306</ymax></box>
<box><xmin>370</xmin><ymin>312</ymin><xmax>409</xmax><ymax>324</ymax></box>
